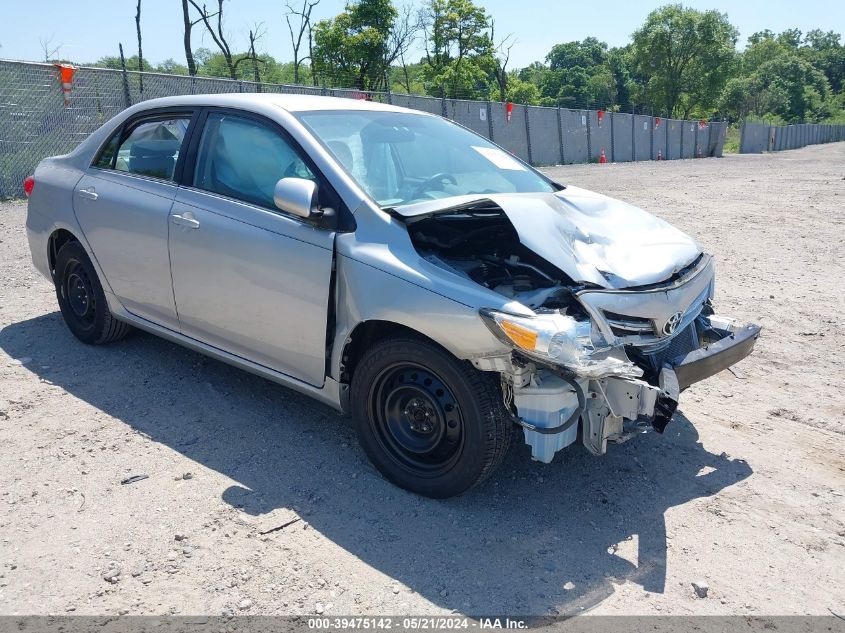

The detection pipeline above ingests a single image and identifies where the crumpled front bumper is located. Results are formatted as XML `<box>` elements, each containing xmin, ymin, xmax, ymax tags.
<box><xmin>649</xmin><ymin>315</ymin><xmax>761</xmax><ymax>432</ymax></box>
<box><xmin>585</xmin><ymin>314</ymin><xmax>761</xmax><ymax>455</ymax></box>
<box><xmin>512</xmin><ymin>314</ymin><xmax>761</xmax><ymax>462</ymax></box>
<box><xmin>671</xmin><ymin>318</ymin><xmax>761</xmax><ymax>390</ymax></box>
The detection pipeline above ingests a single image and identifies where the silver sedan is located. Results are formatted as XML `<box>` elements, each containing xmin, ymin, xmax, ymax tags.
<box><xmin>24</xmin><ymin>94</ymin><xmax>760</xmax><ymax>498</ymax></box>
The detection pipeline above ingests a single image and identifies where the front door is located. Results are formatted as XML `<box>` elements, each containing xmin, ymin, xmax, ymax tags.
<box><xmin>168</xmin><ymin>111</ymin><xmax>335</xmax><ymax>387</ymax></box>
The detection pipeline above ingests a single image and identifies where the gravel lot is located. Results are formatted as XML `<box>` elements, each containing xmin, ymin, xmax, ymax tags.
<box><xmin>1</xmin><ymin>144</ymin><xmax>843</xmax><ymax>617</ymax></box>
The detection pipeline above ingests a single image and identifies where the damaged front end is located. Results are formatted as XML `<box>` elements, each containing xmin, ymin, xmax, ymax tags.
<box><xmin>397</xmin><ymin>193</ymin><xmax>761</xmax><ymax>463</ymax></box>
<box><xmin>478</xmin><ymin>308</ymin><xmax>760</xmax><ymax>462</ymax></box>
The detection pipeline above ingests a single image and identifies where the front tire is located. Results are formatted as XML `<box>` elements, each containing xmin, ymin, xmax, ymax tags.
<box><xmin>54</xmin><ymin>240</ymin><xmax>131</xmax><ymax>345</ymax></box>
<box><xmin>350</xmin><ymin>337</ymin><xmax>511</xmax><ymax>498</ymax></box>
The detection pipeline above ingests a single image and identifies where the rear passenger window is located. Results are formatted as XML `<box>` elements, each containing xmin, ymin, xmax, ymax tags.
<box><xmin>193</xmin><ymin>113</ymin><xmax>315</xmax><ymax>210</ymax></box>
<box><xmin>94</xmin><ymin>133</ymin><xmax>119</xmax><ymax>169</ymax></box>
<box><xmin>112</xmin><ymin>118</ymin><xmax>190</xmax><ymax>181</ymax></box>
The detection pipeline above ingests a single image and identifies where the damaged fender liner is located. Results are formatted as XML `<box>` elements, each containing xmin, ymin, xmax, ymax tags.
<box><xmin>670</xmin><ymin>323</ymin><xmax>761</xmax><ymax>391</ymax></box>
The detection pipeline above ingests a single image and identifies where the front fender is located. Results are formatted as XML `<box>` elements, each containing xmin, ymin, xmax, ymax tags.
<box><xmin>329</xmin><ymin>253</ymin><xmax>510</xmax><ymax>381</ymax></box>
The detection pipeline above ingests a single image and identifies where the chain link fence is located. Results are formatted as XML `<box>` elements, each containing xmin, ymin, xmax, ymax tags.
<box><xmin>739</xmin><ymin>121</ymin><xmax>845</xmax><ymax>153</ymax></box>
<box><xmin>1</xmin><ymin>59</ymin><xmax>730</xmax><ymax>198</ymax></box>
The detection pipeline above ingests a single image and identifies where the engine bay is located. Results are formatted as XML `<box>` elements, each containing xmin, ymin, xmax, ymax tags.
<box><xmin>404</xmin><ymin>205</ymin><xmax>586</xmax><ymax>314</ymax></box>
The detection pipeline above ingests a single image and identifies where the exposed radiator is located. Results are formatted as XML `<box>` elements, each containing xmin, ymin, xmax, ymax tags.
<box><xmin>642</xmin><ymin>322</ymin><xmax>700</xmax><ymax>372</ymax></box>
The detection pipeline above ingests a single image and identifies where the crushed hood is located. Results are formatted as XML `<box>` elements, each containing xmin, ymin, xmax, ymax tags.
<box><xmin>393</xmin><ymin>188</ymin><xmax>701</xmax><ymax>289</ymax></box>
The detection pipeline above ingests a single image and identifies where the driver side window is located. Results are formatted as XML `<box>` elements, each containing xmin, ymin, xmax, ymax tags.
<box><xmin>193</xmin><ymin>113</ymin><xmax>315</xmax><ymax>210</ymax></box>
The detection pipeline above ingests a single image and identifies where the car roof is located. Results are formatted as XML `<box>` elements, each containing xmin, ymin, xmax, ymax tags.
<box><xmin>129</xmin><ymin>92</ymin><xmax>429</xmax><ymax>115</ymax></box>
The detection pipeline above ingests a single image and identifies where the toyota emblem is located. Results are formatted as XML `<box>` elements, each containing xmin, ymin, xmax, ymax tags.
<box><xmin>662</xmin><ymin>311</ymin><xmax>684</xmax><ymax>336</ymax></box>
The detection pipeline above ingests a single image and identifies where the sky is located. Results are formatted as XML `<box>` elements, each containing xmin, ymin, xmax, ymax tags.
<box><xmin>2</xmin><ymin>0</ymin><xmax>843</xmax><ymax>69</ymax></box>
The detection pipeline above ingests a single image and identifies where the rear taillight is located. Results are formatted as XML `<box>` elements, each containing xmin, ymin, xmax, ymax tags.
<box><xmin>23</xmin><ymin>176</ymin><xmax>35</xmax><ymax>197</ymax></box>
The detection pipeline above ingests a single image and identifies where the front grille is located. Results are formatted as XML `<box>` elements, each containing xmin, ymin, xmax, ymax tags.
<box><xmin>604</xmin><ymin>310</ymin><xmax>654</xmax><ymax>336</ymax></box>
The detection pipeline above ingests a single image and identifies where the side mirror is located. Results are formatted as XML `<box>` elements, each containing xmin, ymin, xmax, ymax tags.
<box><xmin>273</xmin><ymin>177</ymin><xmax>319</xmax><ymax>219</ymax></box>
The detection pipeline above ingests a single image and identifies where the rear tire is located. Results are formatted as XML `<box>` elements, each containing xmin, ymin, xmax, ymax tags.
<box><xmin>54</xmin><ymin>240</ymin><xmax>131</xmax><ymax>345</ymax></box>
<box><xmin>350</xmin><ymin>337</ymin><xmax>511</xmax><ymax>498</ymax></box>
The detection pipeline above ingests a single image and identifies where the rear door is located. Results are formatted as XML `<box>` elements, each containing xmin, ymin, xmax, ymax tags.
<box><xmin>168</xmin><ymin>109</ymin><xmax>336</xmax><ymax>387</ymax></box>
<box><xmin>74</xmin><ymin>111</ymin><xmax>195</xmax><ymax>329</ymax></box>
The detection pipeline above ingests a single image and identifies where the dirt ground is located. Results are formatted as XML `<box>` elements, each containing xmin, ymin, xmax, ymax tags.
<box><xmin>1</xmin><ymin>144</ymin><xmax>843</xmax><ymax>618</ymax></box>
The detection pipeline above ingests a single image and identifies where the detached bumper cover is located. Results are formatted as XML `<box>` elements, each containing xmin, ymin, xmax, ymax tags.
<box><xmin>671</xmin><ymin>322</ymin><xmax>761</xmax><ymax>390</ymax></box>
<box><xmin>651</xmin><ymin>366</ymin><xmax>680</xmax><ymax>433</ymax></box>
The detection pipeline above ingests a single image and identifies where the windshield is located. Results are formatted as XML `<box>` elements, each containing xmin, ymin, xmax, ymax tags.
<box><xmin>296</xmin><ymin>110</ymin><xmax>556</xmax><ymax>208</ymax></box>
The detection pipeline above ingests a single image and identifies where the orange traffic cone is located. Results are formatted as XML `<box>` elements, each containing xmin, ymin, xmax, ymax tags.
<box><xmin>55</xmin><ymin>63</ymin><xmax>76</xmax><ymax>107</ymax></box>
<box><xmin>656</xmin><ymin>149</ymin><xmax>663</xmax><ymax>161</ymax></box>
<box><xmin>599</xmin><ymin>147</ymin><xmax>607</xmax><ymax>164</ymax></box>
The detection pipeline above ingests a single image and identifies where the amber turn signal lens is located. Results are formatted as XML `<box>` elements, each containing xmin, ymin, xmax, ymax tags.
<box><xmin>499</xmin><ymin>320</ymin><xmax>538</xmax><ymax>350</ymax></box>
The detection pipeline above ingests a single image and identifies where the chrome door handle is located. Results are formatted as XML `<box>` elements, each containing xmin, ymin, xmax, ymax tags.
<box><xmin>77</xmin><ymin>187</ymin><xmax>98</xmax><ymax>201</ymax></box>
<box><xmin>171</xmin><ymin>213</ymin><xmax>200</xmax><ymax>229</ymax></box>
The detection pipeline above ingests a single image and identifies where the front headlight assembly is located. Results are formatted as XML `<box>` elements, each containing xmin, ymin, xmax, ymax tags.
<box><xmin>479</xmin><ymin>308</ymin><xmax>642</xmax><ymax>379</ymax></box>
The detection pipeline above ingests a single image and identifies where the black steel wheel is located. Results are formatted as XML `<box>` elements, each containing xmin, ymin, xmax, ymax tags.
<box><xmin>369</xmin><ymin>362</ymin><xmax>465</xmax><ymax>476</ymax></box>
<box><xmin>62</xmin><ymin>260</ymin><xmax>97</xmax><ymax>331</ymax></box>
<box><xmin>351</xmin><ymin>337</ymin><xmax>512</xmax><ymax>498</ymax></box>
<box><xmin>54</xmin><ymin>240</ymin><xmax>131</xmax><ymax>345</ymax></box>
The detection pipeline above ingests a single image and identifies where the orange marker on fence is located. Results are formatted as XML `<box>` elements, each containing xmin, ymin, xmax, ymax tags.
<box><xmin>599</xmin><ymin>147</ymin><xmax>607</xmax><ymax>164</ymax></box>
<box><xmin>54</xmin><ymin>63</ymin><xmax>76</xmax><ymax>107</ymax></box>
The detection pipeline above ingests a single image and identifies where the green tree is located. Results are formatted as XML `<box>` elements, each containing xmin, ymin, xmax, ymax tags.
<box><xmin>506</xmin><ymin>75</ymin><xmax>539</xmax><ymax>104</ymax></box>
<box><xmin>741</xmin><ymin>34</ymin><xmax>789</xmax><ymax>73</ymax></box>
<box><xmin>801</xmin><ymin>29</ymin><xmax>844</xmax><ymax>93</ymax></box>
<box><xmin>747</xmin><ymin>30</ymin><xmax>775</xmax><ymax>46</ymax></box>
<box><xmin>631</xmin><ymin>4</ymin><xmax>738</xmax><ymax>118</ymax></box>
<box><xmin>516</xmin><ymin>61</ymin><xmax>549</xmax><ymax>87</ymax></box>
<box><xmin>607</xmin><ymin>47</ymin><xmax>634</xmax><ymax>111</ymax></box>
<box><xmin>777</xmin><ymin>28</ymin><xmax>802</xmax><ymax>49</ymax></box>
<box><xmin>311</xmin><ymin>0</ymin><xmax>397</xmax><ymax>90</ymax></box>
<box><xmin>542</xmin><ymin>37</ymin><xmax>612</xmax><ymax>106</ymax></box>
<box><xmin>420</xmin><ymin>0</ymin><xmax>495</xmax><ymax>99</ymax></box>
<box><xmin>261</xmin><ymin>58</ymin><xmax>313</xmax><ymax>85</ymax></box>
<box><xmin>719</xmin><ymin>29</ymin><xmax>840</xmax><ymax>122</ymax></box>
<box><xmin>718</xmin><ymin>75</ymin><xmax>786</xmax><ymax>122</ymax></box>
<box><xmin>194</xmin><ymin>48</ymin><xmax>233</xmax><ymax>78</ymax></box>
<box><xmin>388</xmin><ymin>62</ymin><xmax>423</xmax><ymax>94</ymax></box>
<box><xmin>546</xmin><ymin>37</ymin><xmax>607</xmax><ymax>72</ymax></box>
<box><xmin>156</xmin><ymin>58</ymin><xmax>190</xmax><ymax>75</ymax></box>
<box><xmin>93</xmin><ymin>54</ymin><xmax>153</xmax><ymax>71</ymax></box>
<box><xmin>753</xmin><ymin>55</ymin><xmax>834</xmax><ymax>121</ymax></box>
<box><xmin>519</xmin><ymin>38</ymin><xmax>632</xmax><ymax>109</ymax></box>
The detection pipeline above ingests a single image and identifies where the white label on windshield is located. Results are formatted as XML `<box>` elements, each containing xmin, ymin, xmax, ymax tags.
<box><xmin>472</xmin><ymin>146</ymin><xmax>527</xmax><ymax>171</ymax></box>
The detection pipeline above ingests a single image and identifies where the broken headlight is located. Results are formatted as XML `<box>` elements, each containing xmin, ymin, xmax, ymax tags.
<box><xmin>479</xmin><ymin>308</ymin><xmax>642</xmax><ymax>379</ymax></box>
